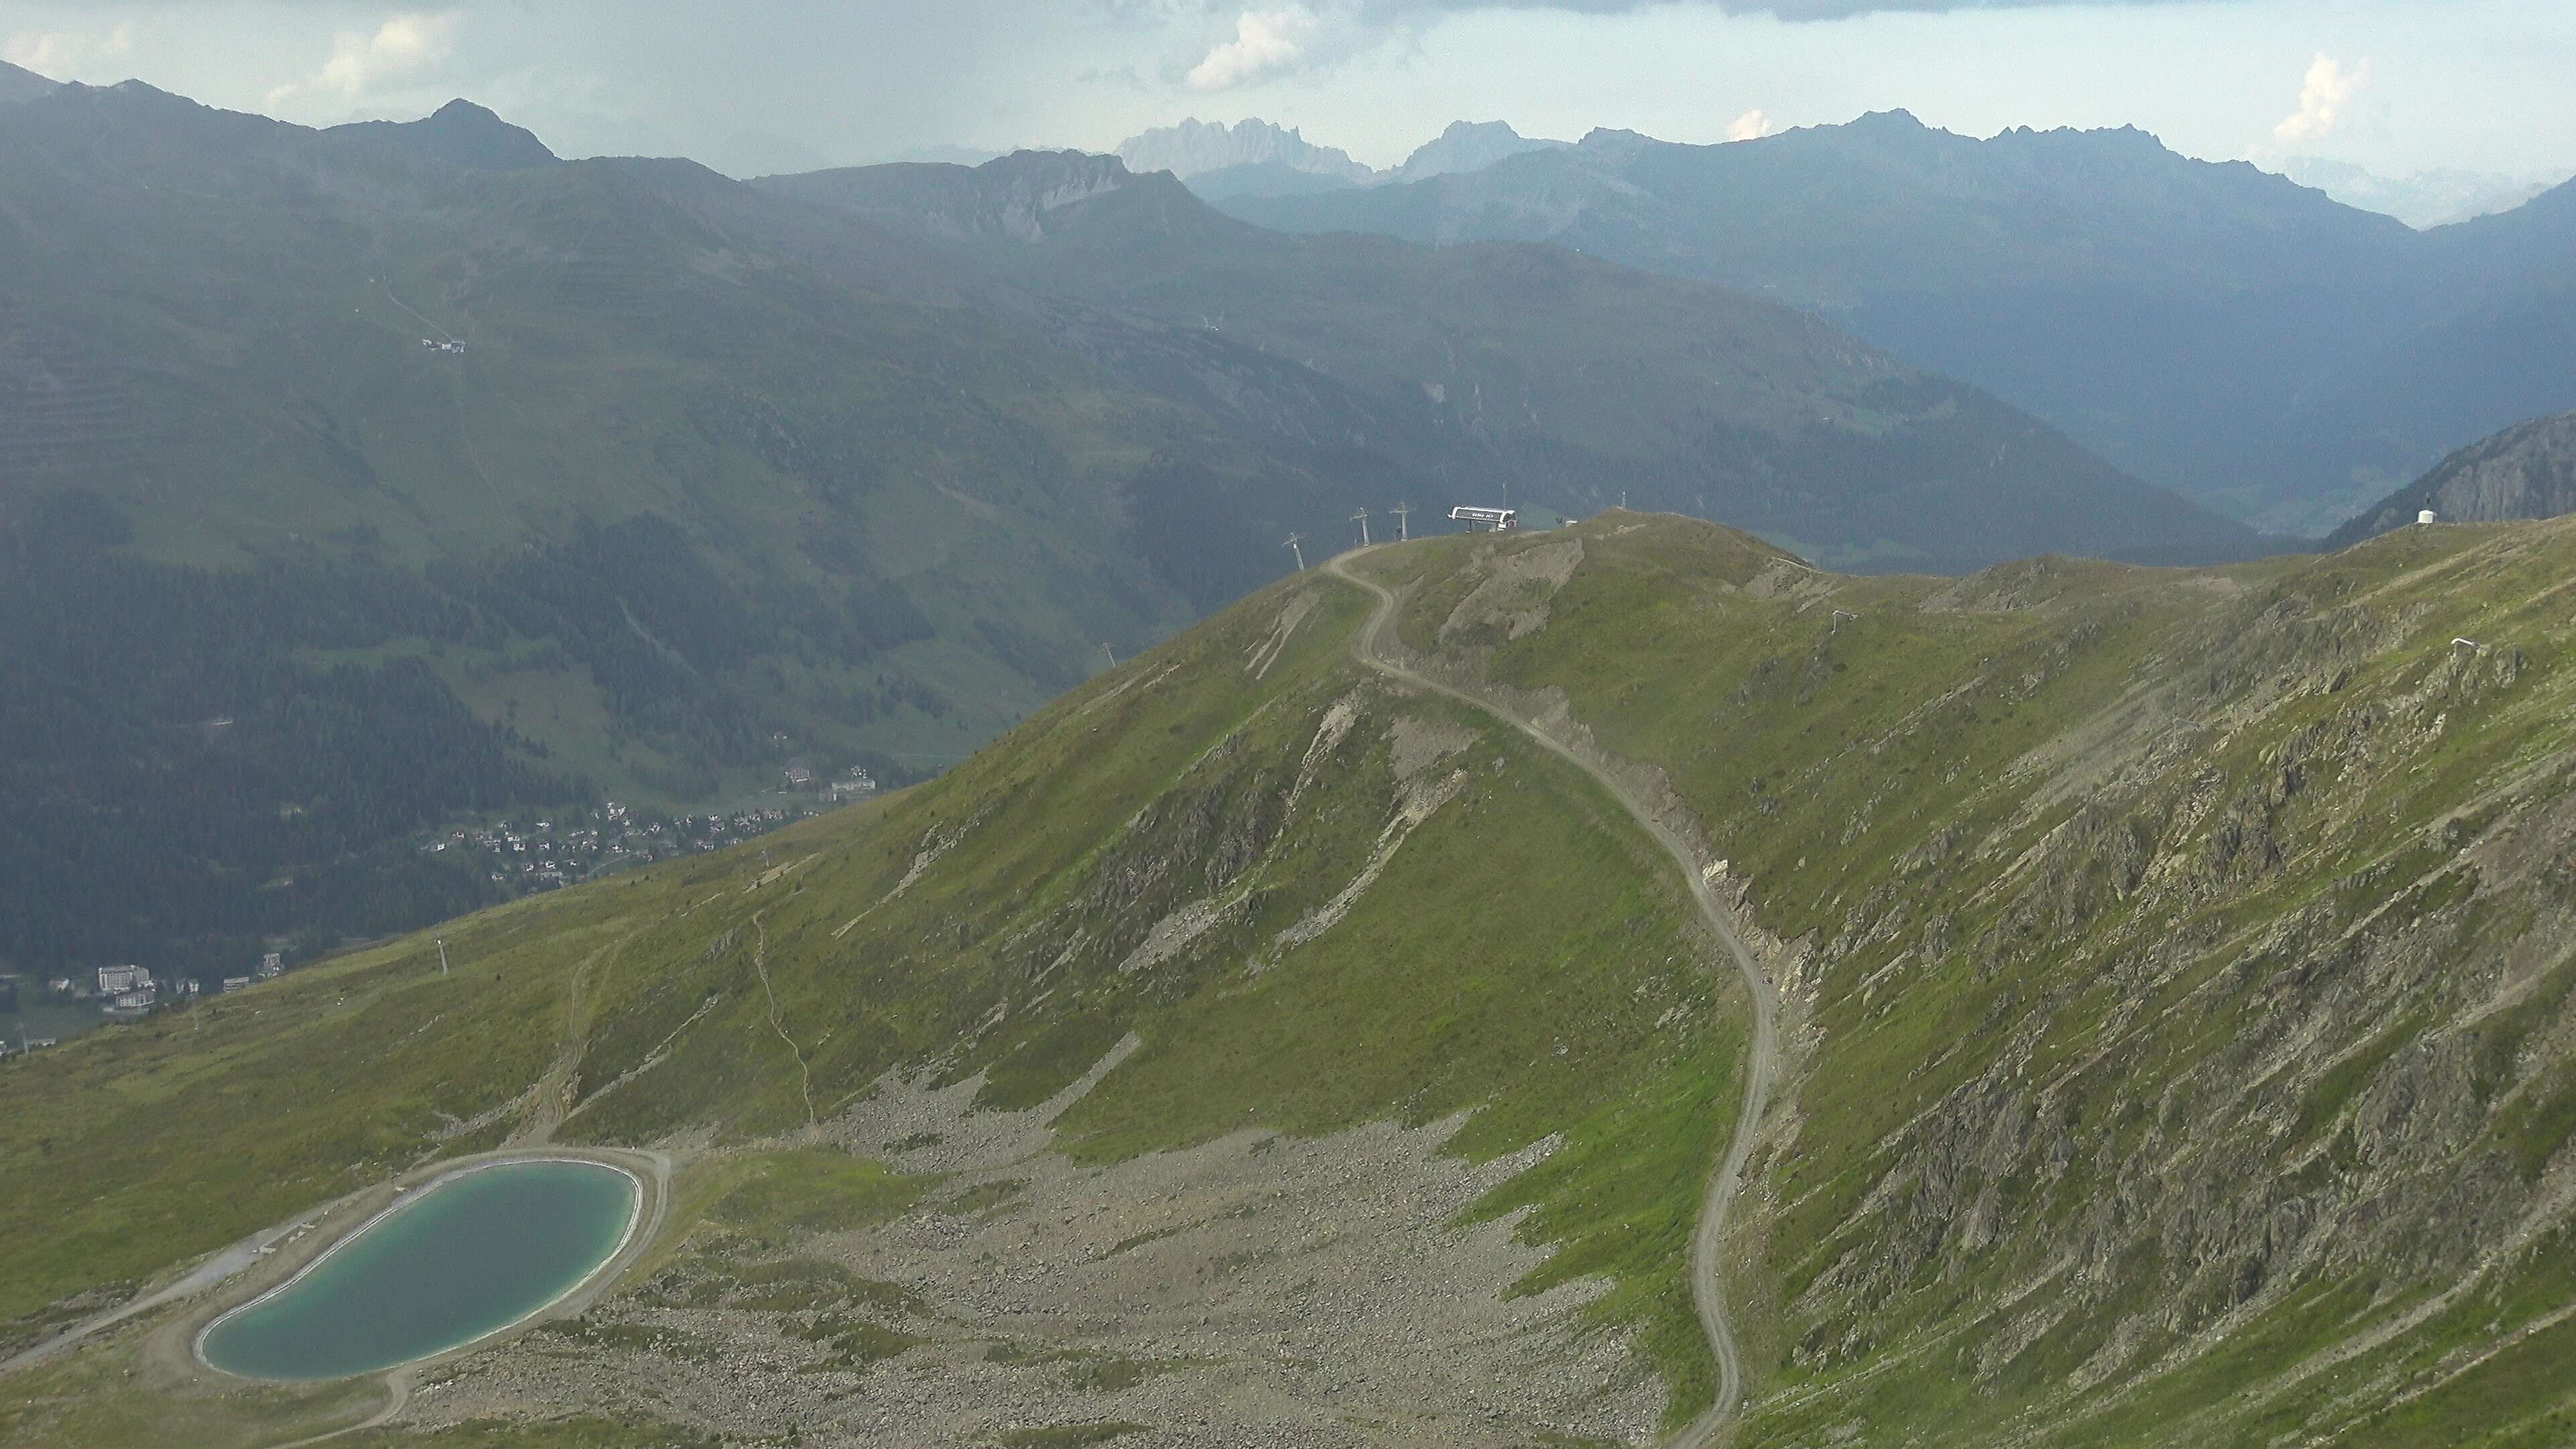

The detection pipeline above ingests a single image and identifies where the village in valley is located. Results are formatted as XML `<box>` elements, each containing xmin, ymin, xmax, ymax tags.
<box><xmin>0</xmin><ymin>762</ymin><xmax>879</xmax><ymax>1061</ymax></box>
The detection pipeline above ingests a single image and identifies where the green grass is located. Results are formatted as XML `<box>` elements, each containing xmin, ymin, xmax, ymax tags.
<box><xmin>1346</xmin><ymin>513</ymin><xmax>2576</xmax><ymax>1446</ymax></box>
<box><xmin>12</xmin><ymin>512</ymin><xmax>2576</xmax><ymax>1447</ymax></box>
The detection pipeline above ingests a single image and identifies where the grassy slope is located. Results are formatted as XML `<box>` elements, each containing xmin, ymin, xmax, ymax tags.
<box><xmin>0</xmin><ymin>553</ymin><xmax>1746</xmax><ymax>1442</ymax></box>
<box><xmin>1360</xmin><ymin>514</ymin><xmax>2576</xmax><ymax>1446</ymax></box>
<box><xmin>0</xmin><ymin>87</ymin><xmax>1304</xmax><ymax>797</ymax></box>
<box><xmin>9</xmin><ymin>514</ymin><xmax>2576</xmax><ymax>1446</ymax></box>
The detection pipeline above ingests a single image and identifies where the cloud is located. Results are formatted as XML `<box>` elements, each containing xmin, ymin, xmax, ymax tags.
<box><xmin>1726</xmin><ymin>107</ymin><xmax>1774</xmax><ymax>141</ymax></box>
<box><xmin>5</xmin><ymin>21</ymin><xmax>138</xmax><ymax>80</ymax></box>
<box><xmin>1348</xmin><ymin>0</ymin><xmax>2231</xmax><ymax>21</ymax></box>
<box><xmin>1187</xmin><ymin>7</ymin><xmax>1323</xmax><ymax>91</ymax></box>
<box><xmin>2273</xmin><ymin>52</ymin><xmax>2370</xmax><ymax>146</ymax></box>
<box><xmin>266</xmin><ymin>11</ymin><xmax>459</xmax><ymax>111</ymax></box>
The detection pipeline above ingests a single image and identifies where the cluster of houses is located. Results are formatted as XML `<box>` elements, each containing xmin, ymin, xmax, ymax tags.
<box><xmin>419</xmin><ymin>337</ymin><xmax>468</xmax><ymax>355</ymax></box>
<box><xmin>419</xmin><ymin>798</ymin><xmax>825</xmax><ymax>894</ymax></box>
<box><xmin>414</xmin><ymin>771</ymin><xmax>880</xmax><ymax>900</ymax></box>
<box><xmin>11</xmin><ymin>951</ymin><xmax>289</xmax><ymax>1038</ymax></box>
<box><xmin>784</xmin><ymin>759</ymin><xmax>881</xmax><ymax>800</ymax></box>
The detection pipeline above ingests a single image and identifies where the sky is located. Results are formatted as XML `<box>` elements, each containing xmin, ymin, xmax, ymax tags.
<box><xmin>3</xmin><ymin>1</ymin><xmax>2572</xmax><ymax>183</ymax></box>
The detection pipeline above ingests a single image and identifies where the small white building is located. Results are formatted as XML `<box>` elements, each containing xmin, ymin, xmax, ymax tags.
<box><xmin>97</xmin><ymin>964</ymin><xmax>151</xmax><ymax>995</ymax></box>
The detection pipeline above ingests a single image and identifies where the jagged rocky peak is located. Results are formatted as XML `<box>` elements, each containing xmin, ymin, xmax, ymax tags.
<box><xmin>1394</xmin><ymin>119</ymin><xmax>1568</xmax><ymax>182</ymax></box>
<box><xmin>1115</xmin><ymin>117</ymin><xmax>1375</xmax><ymax>184</ymax></box>
<box><xmin>959</xmin><ymin>149</ymin><xmax>1151</xmax><ymax>239</ymax></box>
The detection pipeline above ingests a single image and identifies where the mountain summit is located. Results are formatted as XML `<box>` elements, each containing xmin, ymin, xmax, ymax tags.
<box><xmin>1395</xmin><ymin>119</ymin><xmax>1566</xmax><ymax>182</ymax></box>
<box><xmin>1114</xmin><ymin>117</ymin><xmax>1372</xmax><ymax>184</ymax></box>
<box><xmin>326</xmin><ymin>97</ymin><xmax>559</xmax><ymax>170</ymax></box>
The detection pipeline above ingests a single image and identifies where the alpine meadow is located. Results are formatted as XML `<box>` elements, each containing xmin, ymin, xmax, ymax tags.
<box><xmin>5</xmin><ymin>9</ymin><xmax>2576</xmax><ymax>1449</ymax></box>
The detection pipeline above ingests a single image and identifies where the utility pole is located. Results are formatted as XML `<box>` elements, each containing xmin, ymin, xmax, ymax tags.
<box><xmin>1391</xmin><ymin>502</ymin><xmax>1412</xmax><ymax>541</ymax></box>
<box><xmin>435</xmin><ymin>936</ymin><xmax>450</xmax><ymax>976</ymax></box>
<box><xmin>1099</xmin><ymin>641</ymin><xmax>1116</xmax><ymax>669</ymax></box>
<box><xmin>1352</xmin><ymin>507</ymin><xmax>1372</xmax><ymax>547</ymax></box>
<box><xmin>1283</xmin><ymin>532</ymin><xmax>1306</xmax><ymax>570</ymax></box>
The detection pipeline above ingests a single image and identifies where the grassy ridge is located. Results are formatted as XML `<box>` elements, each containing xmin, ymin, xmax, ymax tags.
<box><xmin>1364</xmin><ymin>515</ymin><xmax>2576</xmax><ymax>1446</ymax></box>
<box><xmin>1</xmin><ymin>554</ymin><xmax>1751</xmax><ymax>1439</ymax></box>
<box><xmin>10</xmin><ymin>513</ymin><xmax>2576</xmax><ymax>1446</ymax></box>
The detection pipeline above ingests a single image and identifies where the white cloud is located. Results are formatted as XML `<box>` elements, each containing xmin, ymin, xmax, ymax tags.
<box><xmin>1725</xmin><ymin>107</ymin><xmax>1773</xmax><ymax>142</ymax></box>
<box><xmin>2273</xmin><ymin>52</ymin><xmax>2370</xmax><ymax>146</ymax></box>
<box><xmin>266</xmin><ymin>11</ymin><xmax>460</xmax><ymax>111</ymax></box>
<box><xmin>1187</xmin><ymin>7</ymin><xmax>1322</xmax><ymax>92</ymax></box>
<box><xmin>5</xmin><ymin>21</ymin><xmax>138</xmax><ymax>80</ymax></box>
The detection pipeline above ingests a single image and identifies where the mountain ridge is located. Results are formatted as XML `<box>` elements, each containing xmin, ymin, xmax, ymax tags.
<box><xmin>760</xmin><ymin>148</ymin><xmax>2271</xmax><ymax>574</ymax></box>
<box><xmin>0</xmin><ymin>60</ymin><xmax>56</xmax><ymax>105</ymax></box>
<box><xmin>1216</xmin><ymin>111</ymin><xmax>2576</xmax><ymax>537</ymax></box>
<box><xmin>325</xmin><ymin>97</ymin><xmax>560</xmax><ymax>171</ymax></box>
<box><xmin>6</xmin><ymin>511</ymin><xmax>2575</xmax><ymax>1447</ymax></box>
<box><xmin>2326</xmin><ymin>410</ymin><xmax>2576</xmax><ymax>547</ymax></box>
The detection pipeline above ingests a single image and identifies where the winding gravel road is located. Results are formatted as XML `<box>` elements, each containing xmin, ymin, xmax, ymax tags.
<box><xmin>1330</xmin><ymin>549</ymin><xmax>1781</xmax><ymax>1446</ymax></box>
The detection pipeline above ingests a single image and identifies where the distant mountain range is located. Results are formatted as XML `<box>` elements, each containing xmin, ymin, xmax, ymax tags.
<box><xmin>0</xmin><ymin>82</ymin><xmax>2260</xmax><ymax>981</ymax></box>
<box><xmin>1115</xmin><ymin>117</ymin><xmax>1375</xmax><ymax>188</ymax></box>
<box><xmin>1217</xmin><ymin>111</ymin><xmax>2576</xmax><ymax>538</ymax></box>
<box><xmin>2282</xmin><ymin>154</ymin><xmax>2571</xmax><ymax>229</ymax></box>
<box><xmin>2326</xmin><ymin>410</ymin><xmax>2576</xmax><ymax>547</ymax></box>
<box><xmin>1112</xmin><ymin>116</ymin><xmax>1566</xmax><ymax>201</ymax></box>
<box><xmin>762</xmin><ymin>148</ymin><xmax>2260</xmax><ymax>575</ymax></box>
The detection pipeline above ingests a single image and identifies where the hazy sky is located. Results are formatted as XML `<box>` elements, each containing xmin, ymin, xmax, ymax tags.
<box><xmin>4</xmin><ymin>1</ymin><xmax>2572</xmax><ymax>182</ymax></box>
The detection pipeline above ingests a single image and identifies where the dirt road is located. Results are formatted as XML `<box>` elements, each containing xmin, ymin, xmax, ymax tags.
<box><xmin>1328</xmin><ymin>549</ymin><xmax>1780</xmax><ymax>1447</ymax></box>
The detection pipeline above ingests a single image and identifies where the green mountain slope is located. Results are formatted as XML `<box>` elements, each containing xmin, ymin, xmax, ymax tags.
<box><xmin>6</xmin><ymin>513</ymin><xmax>2573</xmax><ymax>1447</ymax></box>
<box><xmin>0</xmin><ymin>83</ymin><xmax>1397</xmax><ymax>977</ymax></box>
<box><xmin>762</xmin><ymin>151</ymin><xmax>2269</xmax><ymax>576</ymax></box>
<box><xmin>2326</xmin><ymin>411</ymin><xmax>2576</xmax><ymax>547</ymax></box>
<box><xmin>1221</xmin><ymin>113</ymin><xmax>2576</xmax><ymax>537</ymax></box>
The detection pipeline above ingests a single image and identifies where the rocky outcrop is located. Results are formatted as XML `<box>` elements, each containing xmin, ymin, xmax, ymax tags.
<box><xmin>2327</xmin><ymin>409</ymin><xmax>2576</xmax><ymax>546</ymax></box>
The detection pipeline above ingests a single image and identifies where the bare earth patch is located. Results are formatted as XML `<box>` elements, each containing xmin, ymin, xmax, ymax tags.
<box><xmin>405</xmin><ymin>1053</ymin><xmax>1661</xmax><ymax>1446</ymax></box>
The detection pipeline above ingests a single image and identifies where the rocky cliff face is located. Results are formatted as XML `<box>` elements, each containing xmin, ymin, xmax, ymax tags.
<box><xmin>1114</xmin><ymin>117</ymin><xmax>1374</xmax><ymax>184</ymax></box>
<box><xmin>2328</xmin><ymin>410</ymin><xmax>2576</xmax><ymax>546</ymax></box>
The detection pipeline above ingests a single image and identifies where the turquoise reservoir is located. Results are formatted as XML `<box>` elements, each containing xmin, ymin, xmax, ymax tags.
<box><xmin>200</xmin><ymin>1159</ymin><xmax>639</xmax><ymax>1380</ymax></box>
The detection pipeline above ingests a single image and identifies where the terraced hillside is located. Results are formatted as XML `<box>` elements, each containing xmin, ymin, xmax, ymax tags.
<box><xmin>5</xmin><ymin>513</ymin><xmax>2573</xmax><ymax>1447</ymax></box>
